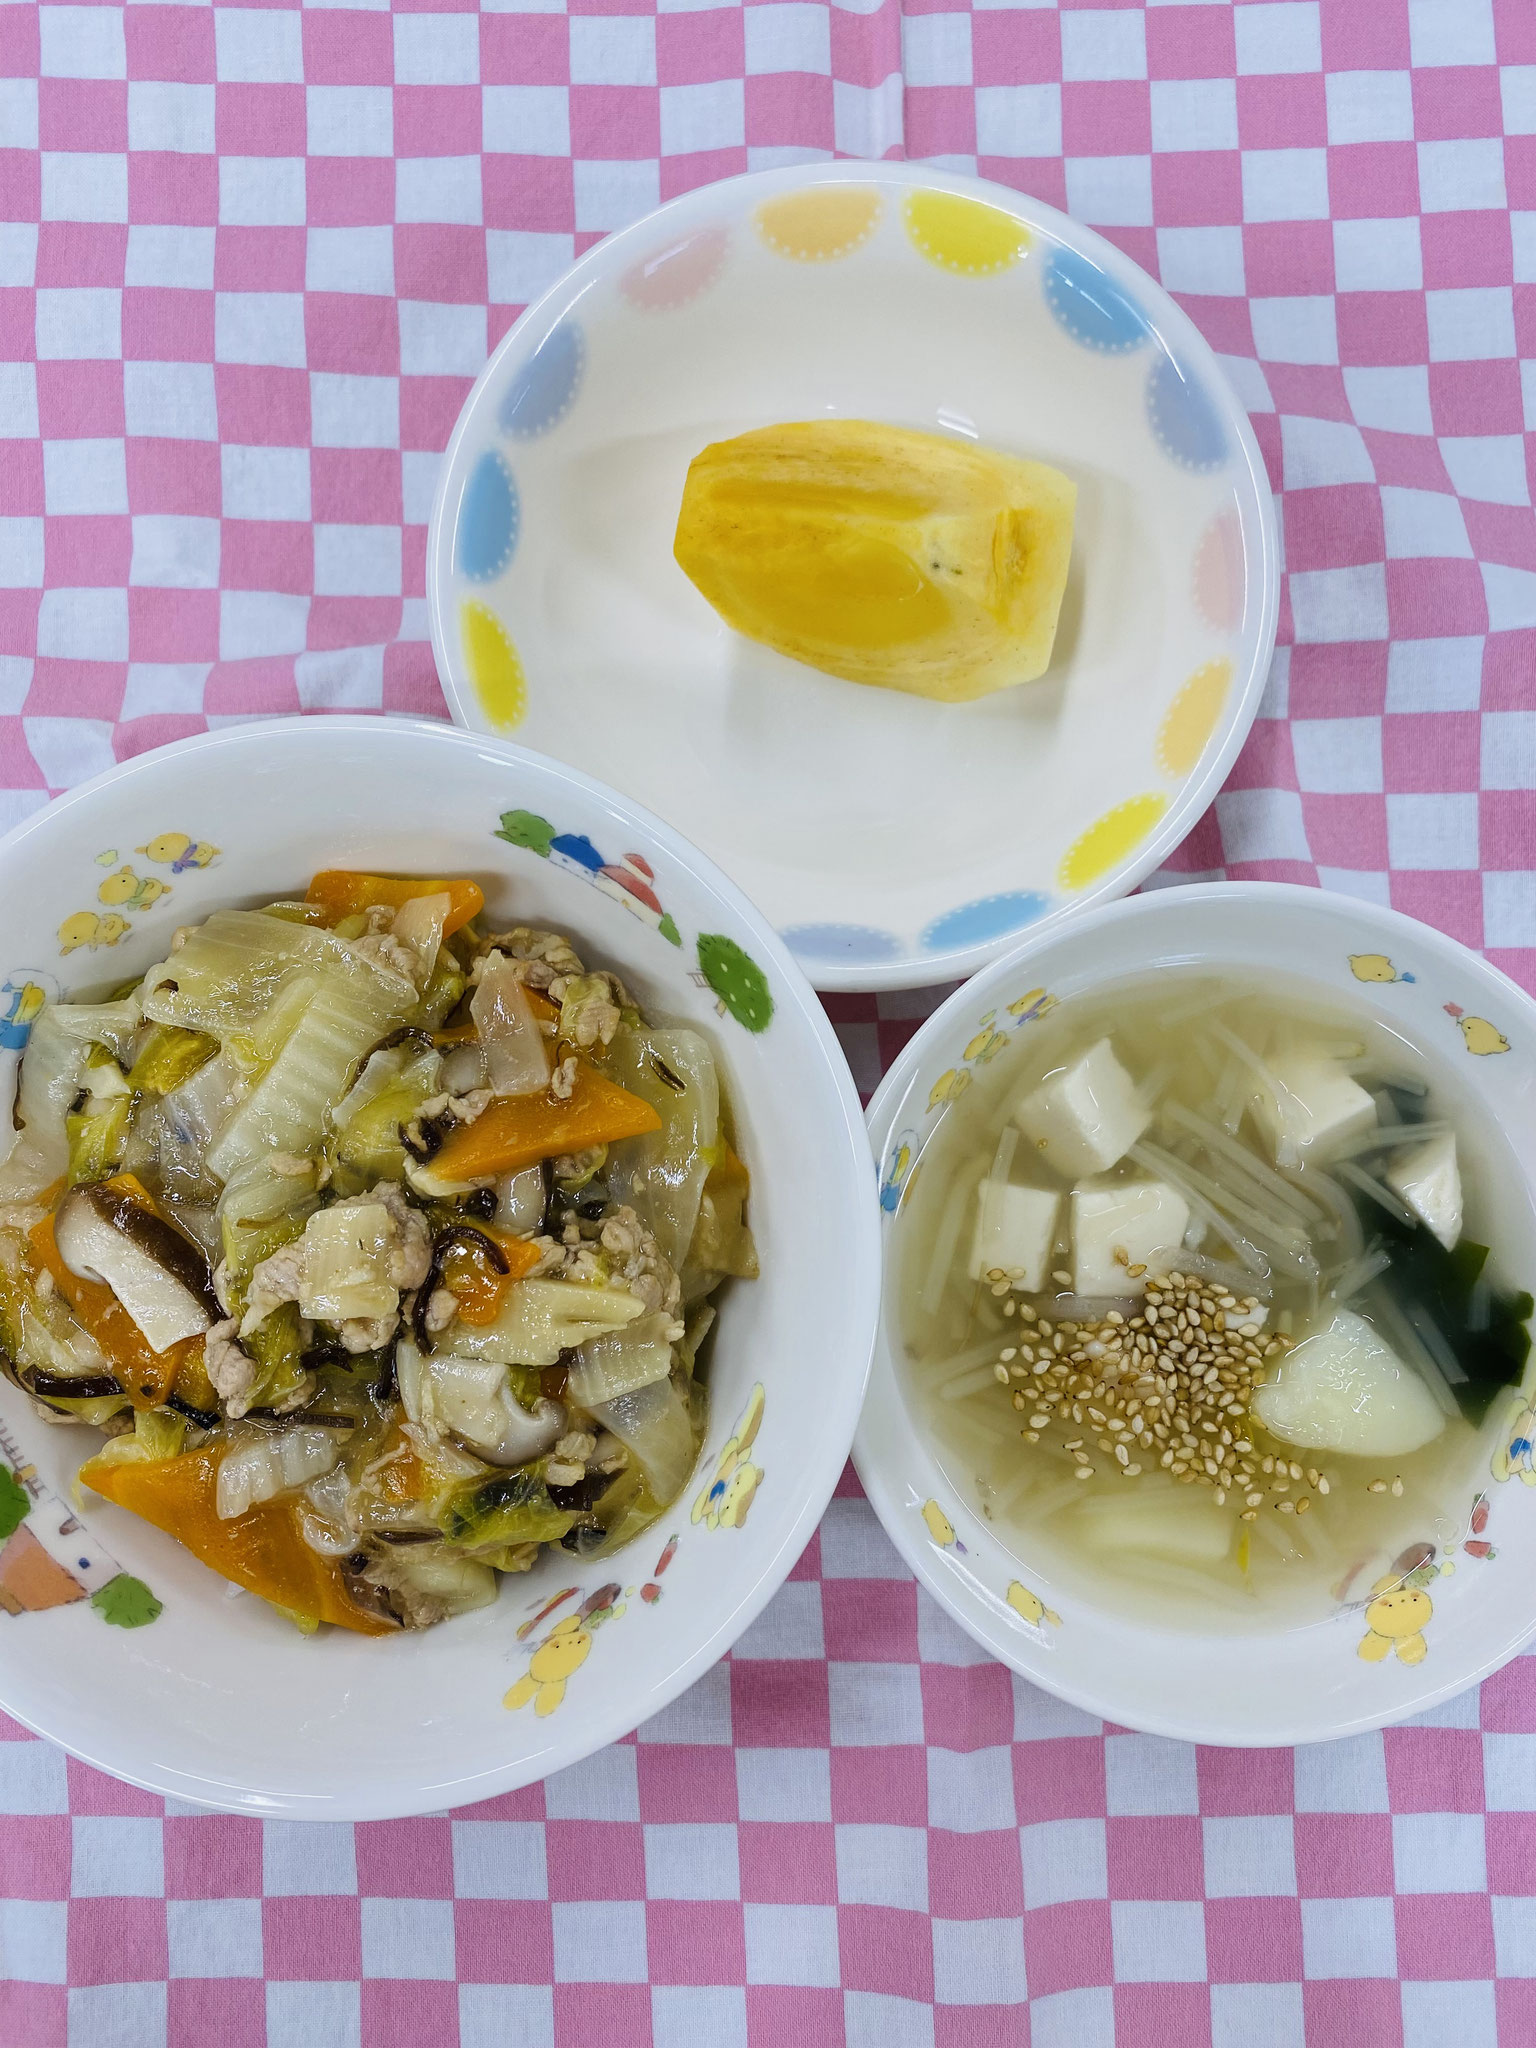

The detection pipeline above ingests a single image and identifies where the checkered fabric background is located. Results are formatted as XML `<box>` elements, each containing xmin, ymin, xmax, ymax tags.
<box><xmin>3</xmin><ymin>0</ymin><xmax>1536</xmax><ymax>2039</ymax></box>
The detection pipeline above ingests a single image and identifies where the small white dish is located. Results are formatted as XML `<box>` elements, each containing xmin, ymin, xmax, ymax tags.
<box><xmin>858</xmin><ymin>885</ymin><xmax>1536</xmax><ymax>1745</ymax></box>
<box><xmin>429</xmin><ymin>163</ymin><xmax>1277</xmax><ymax>992</ymax></box>
<box><xmin>0</xmin><ymin>718</ymin><xmax>879</xmax><ymax>1817</ymax></box>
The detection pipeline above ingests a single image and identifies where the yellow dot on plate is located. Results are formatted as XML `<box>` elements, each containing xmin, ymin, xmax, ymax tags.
<box><xmin>903</xmin><ymin>190</ymin><xmax>1029</xmax><ymax>276</ymax></box>
<box><xmin>755</xmin><ymin>185</ymin><xmax>882</xmax><ymax>262</ymax></box>
<box><xmin>1156</xmin><ymin>657</ymin><xmax>1232</xmax><ymax>778</ymax></box>
<box><xmin>461</xmin><ymin>600</ymin><xmax>527</xmax><ymax>732</ymax></box>
<box><xmin>1057</xmin><ymin>793</ymin><xmax>1168</xmax><ymax>891</ymax></box>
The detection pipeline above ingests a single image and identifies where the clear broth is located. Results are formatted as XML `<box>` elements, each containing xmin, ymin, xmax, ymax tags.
<box><xmin>895</xmin><ymin>970</ymin><xmax>1534</xmax><ymax>1631</ymax></box>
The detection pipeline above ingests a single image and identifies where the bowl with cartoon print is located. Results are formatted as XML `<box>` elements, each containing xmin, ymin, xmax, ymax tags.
<box><xmin>427</xmin><ymin>161</ymin><xmax>1278</xmax><ymax>993</ymax></box>
<box><xmin>857</xmin><ymin>883</ymin><xmax>1536</xmax><ymax>1744</ymax></box>
<box><xmin>0</xmin><ymin>716</ymin><xmax>879</xmax><ymax>1818</ymax></box>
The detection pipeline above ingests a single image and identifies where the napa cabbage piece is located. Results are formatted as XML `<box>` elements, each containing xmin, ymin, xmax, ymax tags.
<box><xmin>219</xmin><ymin>1159</ymin><xmax>323</xmax><ymax>1310</ymax></box>
<box><xmin>216</xmin><ymin>1425</ymin><xmax>345</xmax><ymax>1520</ymax></box>
<box><xmin>440</xmin><ymin>1465</ymin><xmax>575</xmax><ymax>1548</ymax></box>
<box><xmin>471</xmin><ymin>954</ymin><xmax>549</xmax><ymax>1096</ymax></box>
<box><xmin>566</xmin><ymin>1312</ymin><xmax>677</xmax><ymax>1408</ymax></box>
<box><xmin>585</xmin><ymin>1375</ymin><xmax>697</xmax><ymax>1507</ymax></box>
<box><xmin>443</xmin><ymin>1278</ymin><xmax>645</xmax><ymax>1368</ymax></box>
<box><xmin>88</xmin><ymin>1406</ymin><xmax>188</xmax><ymax>1466</ymax></box>
<box><xmin>128</xmin><ymin>1024</ymin><xmax>218</xmax><ymax>1097</ymax></box>
<box><xmin>0</xmin><ymin>997</ymin><xmax>142</xmax><ymax>1200</ymax></box>
<box><xmin>330</xmin><ymin>1045</ymin><xmax>442</xmax><ymax>1185</ymax></box>
<box><xmin>605</xmin><ymin>1025</ymin><xmax>721</xmax><ymax>1269</ymax></box>
<box><xmin>297</xmin><ymin>1203</ymin><xmax>398</xmax><ymax>1323</ymax></box>
<box><xmin>207</xmin><ymin>969</ymin><xmax>416</xmax><ymax>1182</ymax></box>
<box><xmin>140</xmin><ymin>911</ymin><xmax>375</xmax><ymax>1035</ymax></box>
<box><xmin>357</xmin><ymin>1543</ymin><xmax>499</xmax><ymax>1625</ymax></box>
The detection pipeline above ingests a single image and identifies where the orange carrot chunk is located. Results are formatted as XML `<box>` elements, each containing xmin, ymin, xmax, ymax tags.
<box><xmin>432</xmin><ymin>1065</ymin><xmax>661</xmax><ymax>1182</ymax></box>
<box><xmin>305</xmin><ymin>870</ymin><xmax>484</xmax><ymax>938</ymax></box>
<box><xmin>29</xmin><ymin>1193</ymin><xmax>202</xmax><ymax>1412</ymax></box>
<box><xmin>80</xmin><ymin>1445</ymin><xmax>395</xmax><ymax>1635</ymax></box>
<box><xmin>443</xmin><ymin>1230</ymin><xmax>543</xmax><ymax>1326</ymax></box>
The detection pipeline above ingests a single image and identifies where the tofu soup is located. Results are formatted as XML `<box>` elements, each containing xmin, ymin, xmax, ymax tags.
<box><xmin>896</xmin><ymin>972</ymin><xmax>1535</xmax><ymax>1630</ymax></box>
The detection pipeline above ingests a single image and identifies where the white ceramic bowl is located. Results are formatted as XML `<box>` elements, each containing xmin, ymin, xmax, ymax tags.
<box><xmin>428</xmin><ymin>162</ymin><xmax>1277</xmax><ymax>993</ymax></box>
<box><xmin>858</xmin><ymin>885</ymin><xmax>1536</xmax><ymax>1745</ymax></box>
<box><xmin>0</xmin><ymin>718</ymin><xmax>879</xmax><ymax>1817</ymax></box>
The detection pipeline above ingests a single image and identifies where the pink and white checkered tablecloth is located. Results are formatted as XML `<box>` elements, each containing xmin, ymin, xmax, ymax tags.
<box><xmin>4</xmin><ymin>0</ymin><xmax>1536</xmax><ymax>2041</ymax></box>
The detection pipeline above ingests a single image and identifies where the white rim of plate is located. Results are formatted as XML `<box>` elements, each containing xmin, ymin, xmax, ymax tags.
<box><xmin>855</xmin><ymin>882</ymin><xmax>1536</xmax><ymax>1745</ymax></box>
<box><xmin>427</xmin><ymin>162</ymin><xmax>1281</xmax><ymax>996</ymax></box>
<box><xmin>0</xmin><ymin>716</ymin><xmax>884</xmax><ymax>1813</ymax></box>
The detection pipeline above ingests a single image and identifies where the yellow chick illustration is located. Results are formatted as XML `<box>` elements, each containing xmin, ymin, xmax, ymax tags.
<box><xmin>1006</xmin><ymin>988</ymin><xmax>1057</xmax><ymax>1022</ymax></box>
<box><xmin>1358</xmin><ymin>1578</ymin><xmax>1432</xmax><ymax>1665</ymax></box>
<box><xmin>503</xmin><ymin>1614</ymin><xmax>592</xmax><ymax>1717</ymax></box>
<box><xmin>1006</xmin><ymin>1580</ymin><xmax>1061</xmax><ymax>1629</ymax></box>
<box><xmin>1349</xmin><ymin>954</ymin><xmax>1410</xmax><ymax>984</ymax></box>
<box><xmin>1459</xmin><ymin>1016</ymin><xmax>1509</xmax><ymax>1057</ymax></box>
<box><xmin>97</xmin><ymin>867</ymin><xmax>172</xmax><ymax>913</ymax></box>
<box><xmin>927</xmin><ymin>1067</ymin><xmax>972</xmax><ymax>1113</ymax></box>
<box><xmin>97</xmin><ymin>867</ymin><xmax>139</xmax><ymax>906</ymax></box>
<box><xmin>964</xmin><ymin>1027</ymin><xmax>1009</xmax><ymax>1066</ymax></box>
<box><xmin>138</xmin><ymin>833</ymin><xmax>219</xmax><ymax>873</ymax></box>
<box><xmin>921</xmin><ymin>1499</ymin><xmax>956</xmax><ymax>1547</ymax></box>
<box><xmin>58</xmin><ymin>912</ymin><xmax>129</xmax><ymax>955</ymax></box>
<box><xmin>692</xmin><ymin>1384</ymin><xmax>765</xmax><ymax>1531</ymax></box>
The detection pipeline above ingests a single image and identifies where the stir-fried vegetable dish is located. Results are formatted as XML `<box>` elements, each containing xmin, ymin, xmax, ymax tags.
<box><xmin>0</xmin><ymin>873</ymin><xmax>758</xmax><ymax>1633</ymax></box>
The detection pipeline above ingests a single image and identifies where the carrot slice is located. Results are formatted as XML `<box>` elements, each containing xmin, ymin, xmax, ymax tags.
<box><xmin>29</xmin><ymin>1201</ymin><xmax>201</xmax><ymax>1412</ymax></box>
<box><xmin>442</xmin><ymin>1229</ymin><xmax>542</xmax><ymax>1326</ymax></box>
<box><xmin>81</xmin><ymin>1445</ymin><xmax>393</xmax><ymax>1635</ymax></box>
<box><xmin>431</xmin><ymin>1065</ymin><xmax>662</xmax><ymax>1182</ymax></box>
<box><xmin>305</xmin><ymin>870</ymin><xmax>484</xmax><ymax>938</ymax></box>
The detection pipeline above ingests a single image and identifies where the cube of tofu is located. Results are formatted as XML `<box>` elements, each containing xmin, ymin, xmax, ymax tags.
<box><xmin>1015</xmin><ymin>1039</ymin><xmax>1149</xmax><ymax>1180</ymax></box>
<box><xmin>968</xmin><ymin>1180</ymin><xmax>1061</xmax><ymax>1289</ymax></box>
<box><xmin>1070</xmin><ymin>1179</ymin><xmax>1191</xmax><ymax>1297</ymax></box>
<box><xmin>1251</xmin><ymin>1055</ymin><xmax>1375</xmax><ymax>1166</ymax></box>
<box><xmin>1386</xmin><ymin>1133</ymin><xmax>1462</xmax><ymax>1251</ymax></box>
<box><xmin>1251</xmin><ymin>1307</ymin><xmax>1444</xmax><ymax>1457</ymax></box>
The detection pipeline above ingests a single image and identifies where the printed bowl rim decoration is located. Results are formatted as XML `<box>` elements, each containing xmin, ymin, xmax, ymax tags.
<box><xmin>427</xmin><ymin>161</ymin><xmax>1281</xmax><ymax>996</ymax></box>
<box><xmin>858</xmin><ymin>882</ymin><xmax>1536</xmax><ymax>1746</ymax></box>
<box><xmin>0</xmin><ymin>716</ymin><xmax>882</xmax><ymax>1817</ymax></box>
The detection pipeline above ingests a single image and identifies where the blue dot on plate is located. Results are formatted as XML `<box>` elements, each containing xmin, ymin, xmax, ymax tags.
<box><xmin>1043</xmin><ymin>247</ymin><xmax>1150</xmax><ymax>355</ymax></box>
<box><xmin>1146</xmin><ymin>348</ymin><xmax>1229</xmax><ymax>474</ymax></box>
<box><xmin>921</xmin><ymin>893</ymin><xmax>1053</xmax><ymax>951</ymax></box>
<box><xmin>456</xmin><ymin>450</ymin><xmax>519</xmax><ymax>583</ymax></box>
<box><xmin>782</xmin><ymin>923</ymin><xmax>904</xmax><ymax>964</ymax></box>
<box><xmin>499</xmin><ymin>322</ymin><xmax>585</xmax><ymax>440</ymax></box>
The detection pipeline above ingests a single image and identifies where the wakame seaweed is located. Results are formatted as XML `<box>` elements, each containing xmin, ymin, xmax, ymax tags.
<box><xmin>1364</xmin><ymin>1200</ymin><xmax>1532</xmax><ymax>1424</ymax></box>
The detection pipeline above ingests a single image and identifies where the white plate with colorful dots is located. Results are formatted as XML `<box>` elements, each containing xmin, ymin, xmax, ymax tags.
<box><xmin>428</xmin><ymin>164</ymin><xmax>1278</xmax><ymax>993</ymax></box>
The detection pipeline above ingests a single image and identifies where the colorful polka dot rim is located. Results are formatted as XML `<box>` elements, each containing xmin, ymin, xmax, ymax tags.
<box><xmin>430</xmin><ymin>165</ymin><xmax>1276</xmax><ymax>991</ymax></box>
<box><xmin>1043</xmin><ymin>246</ymin><xmax>1151</xmax><ymax>355</ymax></box>
<box><xmin>903</xmin><ymin>190</ymin><xmax>1030</xmax><ymax>277</ymax></box>
<box><xmin>455</xmin><ymin>450</ymin><xmax>519</xmax><ymax>584</ymax></box>
<box><xmin>1147</xmin><ymin>347</ymin><xmax>1231</xmax><ymax>474</ymax></box>
<box><xmin>755</xmin><ymin>185</ymin><xmax>882</xmax><ymax>262</ymax></box>
<box><xmin>499</xmin><ymin>321</ymin><xmax>585</xmax><ymax>440</ymax></box>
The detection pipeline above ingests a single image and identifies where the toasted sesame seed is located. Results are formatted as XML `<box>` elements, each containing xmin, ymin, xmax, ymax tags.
<box><xmin>1368</xmin><ymin>1480</ymin><xmax>1386</xmax><ymax>1494</ymax></box>
<box><xmin>1390</xmin><ymin>1477</ymin><xmax>1404</xmax><ymax>1497</ymax></box>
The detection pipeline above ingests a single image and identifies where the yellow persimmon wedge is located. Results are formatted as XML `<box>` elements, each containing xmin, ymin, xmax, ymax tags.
<box><xmin>674</xmin><ymin>420</ymin><xmax>1077</xmax><ymax>702</ymax></box>
<box><xmin>80</xmin><ymin>1445</ymin><xmax>395</xmax><ymax>1634</ymax></box>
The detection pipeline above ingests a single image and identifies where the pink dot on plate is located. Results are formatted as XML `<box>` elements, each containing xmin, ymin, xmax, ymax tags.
<box><xmin>1193</xmin><ymin>504</ymin><xmax>1244</xmax><ymax>632</ymax></box>
<box><xmin>620</xmin><ymin>224</ymin><xmax>730</xmax><ymax>312</ymax></box>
